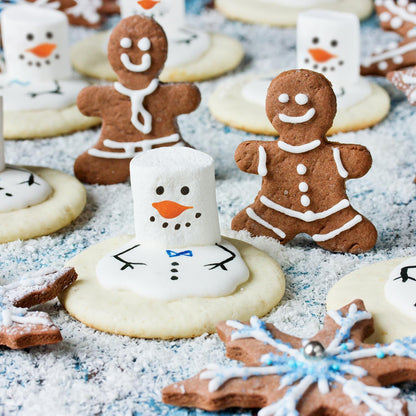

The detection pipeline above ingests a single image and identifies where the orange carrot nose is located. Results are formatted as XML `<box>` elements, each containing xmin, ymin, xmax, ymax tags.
<box><xmin>308</xmin><ymin>48</ymin><xmax>337</xmax><ymax>63</ymax></box>
<box><xmin>26</xmin><ymin>43</ymin><xmax>57</xmax><ymax>58</ymax></box>
<box><xmin>137</xmin><ymin>0</ymin><xmax>159</xmax><ymax>9</ymax></box>
<box><xmin>152</xmin><ymin>201</ymin><xmax>193</xmax><ymax>219</ymax></box>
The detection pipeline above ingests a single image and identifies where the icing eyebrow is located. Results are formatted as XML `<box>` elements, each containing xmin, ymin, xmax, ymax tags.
<box><xmin>120</xmin><ymin>37</ymin><xmax>132</xmax><ymax>48</ymax></box>
<box><xmin>295</xmin><ymin>94</ymin><xmax>308</xmax><ymax>105</ymax></box>
<box><xmin>138</xmin><ymin>37</ymin><xmax>151</xmax><ymax>52</ymax></box>
<box><xmin>278</xmin><ymin>93</ymin><xmax>289</xmax><ymax>103</ymax></box>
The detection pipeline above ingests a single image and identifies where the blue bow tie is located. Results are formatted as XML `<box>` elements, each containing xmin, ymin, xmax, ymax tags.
<box><xmin>166</xmin><ymin>250</ymin><xmax>193</xmax><ymax>258</ymax></box>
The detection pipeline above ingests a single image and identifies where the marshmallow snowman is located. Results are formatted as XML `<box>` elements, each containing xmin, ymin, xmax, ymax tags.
<box><xmin>96</xmin><ymin>147</ymin><xmax>249</xmax><ymax>301</ymax></box>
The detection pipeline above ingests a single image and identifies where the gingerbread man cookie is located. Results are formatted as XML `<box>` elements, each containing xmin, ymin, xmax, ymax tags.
<box><xmin>0</xmin><ymin>267</ymin><xmax>77</xmax><ymax>349</ymax></box>
<box><xmin>163</xmin><ymin>300</ymin><xmax>416</xmax><ymax>415</ymax></box>
<box><xmin>232</xmin><ymin>70</ymin><xmax>377</xmax><ymax>253</ymax></box>
<box><xmin>74</xmin><ymin>15</ymin><xmax>201</xmax><ymax>185</ymax></box>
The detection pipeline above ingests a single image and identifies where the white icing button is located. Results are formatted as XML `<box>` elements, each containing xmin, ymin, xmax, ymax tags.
<box><xmin>378</xmin><ymin>61</ymin><xmax>388</xmax><ymax>71</ymax></box>
<box><xmin>295</xmin><ymin>94</ymin><xmax>308</xmax><ymax>105</ymax></box>
<box><xmin>297</xmin><ymin>164</ymin><xmax>307</xmax><ymax>175</ymax></box>
<box><xmin>393</xmin><ymin>55</ymin><xmax>404</xmax><ymax>64</ymax></box>
<box><xmin>278</xmin><ymin>93</ymin><xmax>289</xmax><ymax>103</ymax></box>
<box><xmin>379</xmin><ymin>11</ymin><xmax>391</xmax><ymax>22</ymax></box>
<box><xmin>409</xmin><ymin>3</ymin><xmax>416</xmax><ymax>12</ymax></box>
<box><xmin>138</xmin><ymin>37</ymin><xmax>151</xmax><ymax>51</ymax></box>
<box><xmin>120</xmin><ymin>37</ymin><xmax>132</xmax><ymax>48</ymax></box>
<box><xmin>391</xmin><ymin>16</ymin><xmax>403</xmax><ymax>29</ymax></box>
<box><xmin>299</xmin><ymin>182</ymin><xmax>308</xmax><ymax>193</ymax></box>
<box><xmin>301</xmin><ymin>195</ymin><xmax>310</xmax><ymax>207</ymax></box>
<box><xmin>388</xmin><ymin>41</ymin><xmax>399</xmax><ymax>50</ymax></box>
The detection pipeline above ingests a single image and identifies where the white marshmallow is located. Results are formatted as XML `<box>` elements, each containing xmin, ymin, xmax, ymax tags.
<box><xmin>1</xmin><ymin>5</ymin><xmax>71</xmax><ymax>82</ymax></box>
<box><xmin>130</xmin><ymin>147</ymin><xmax>221</xmax><ymax>249</ymax></box>
<box><xmin>297</xmin><ymin>9</ymin><xmax>360</xmax><ymax>89</ymax></box>
<box><xmin>0</xmin><ymin>98</ymin><xmax>5</xmax><ymax>172</ymax></box>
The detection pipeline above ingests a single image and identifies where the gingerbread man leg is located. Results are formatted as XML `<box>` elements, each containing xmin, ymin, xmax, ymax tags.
<box><xmin>312</xmin><ymin>208</ymin><xmax>377</xmax><ymax>254</ymax></box>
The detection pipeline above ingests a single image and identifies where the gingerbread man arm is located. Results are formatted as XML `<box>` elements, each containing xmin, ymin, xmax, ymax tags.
<box><xmin>334</xmin><ymin>144</ymin><xmax>372</xmax><ymax>179</ymax></box>
<box><xmin>166</xmin><ymin>83</ymin><xmax>201</xmax><ymax>116</ymax></box>
<box><xmin>77</xmin><ymin>85</ymin><xmax>113</xmax><ymax>118</ymax></box>
<box><xmin>235</xmin><ymin>141</ymin><xmax>270</xmax><ymax>175</ymax></box>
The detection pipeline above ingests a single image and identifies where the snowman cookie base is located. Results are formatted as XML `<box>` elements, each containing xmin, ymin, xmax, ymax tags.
<box><xmin>215</xmin><ymin>0</ymin><xmax>373</xmax><ymax>27</ymax></box>
<box><xmin>71</xmin><ymin>31</ymin><xmax>244</xmax><ymax>83</ymax></box>
<box><xmin>327</xmin><ymin>258</ymin><xmax>415</xmax><ymax>344</ymax></box>
<box><xmin>60</xmin><ymin>236</ymin><xmax>285</xmax><ymax>339</ymax></box>
<box><xmin>209</xmin><ymin>73</ymin><xmax>390</xmax><ymax>136</ymax></box>
<box><xmin>0</xmin><ymin>166</ymin><xmax>86</xmax><ymax>243</ymax></box>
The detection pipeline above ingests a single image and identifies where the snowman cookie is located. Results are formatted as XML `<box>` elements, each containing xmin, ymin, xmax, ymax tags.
<box><xmin>327</xmin><ymin>257</ymin><xmax>416</xmax><ymax>344</ymax></box>
<box><xmin>214</xmin><ymin>0</ymin><xmax>373</xmax><ymax>27</ymax></box>
<box><xmin>71</xmin><ymin>0</ymin><xmax>244</xmax><ymax>83</ymax></box>
<box><xmin>209</xmin><ymin>10</ymin><xmax>390</xmax><ymax>136</ymax></box>
<box><xmin>74</xmin><ymin>15</ymin><xmax>201</xmax><ymax>185</ymax></box>
<box><xmin>0</xmin><ymin>4</ymin><xmax>100</xmax><ymax>140</ymax></box>
<box><xmin>0</xmin><ymin>100</ymin><xmax>86</xmax><ymax>243</ymax></box>
<box><xmin>61</xmin><ymin>147</ymin><xmax>285</xmax><ymax>339</ymax></box>
<box><xmin>232</xmin><ymin>69</ymin><xmax>377</xmax><ymax>253</ymax></box>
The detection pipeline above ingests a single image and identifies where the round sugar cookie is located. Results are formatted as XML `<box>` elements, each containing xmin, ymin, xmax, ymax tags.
<box><xmin>0</xmin><ymin>166</ymin><xmax>86</xmax><ymax>243</ymax></box>
<box><xmin>60</xmin><ymin>236</ymin><xmax>286</xmax><ymax>339</ymax></box>
<box><xmin>71</xmin><ymin>31</ymin><xmax>244</xmax><ymax>83</ymax></box>
<box><xmin>215</xmin><ymin>0</ymin><xmax>373</xmax><ymax>27</ymax></box>
<box><xmin>209</xmin><ymin>73</ymin><xmax>390</xmax><ymax>136</ymax></box>
<box><xmin>327</xmin><ymin>258</ymin><xmax>416</xmax><ymax>344</ymax></box>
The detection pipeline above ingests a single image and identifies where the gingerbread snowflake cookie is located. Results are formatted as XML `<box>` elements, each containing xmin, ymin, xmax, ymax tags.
<box><xmin>62</xmin><ymin>147</ymin><xmax>285</xmax><ymax>339</ymax></box>
<box><xmin>163</xmin><ymin>300</ymin><xmax>416</xmax><ymax>415</ymax></box>
<box><xmin>74</xmin><ymin>15</ymin><xmax>201</xmax><ymax>185</ymax></box>
<box><xmin>387</xmin><ymin>67</ymin><xmax>416</xmax><ymax>104</ymax></box>
<box><xmin>232</xmin><ymin>69</ymin><xmax>377</xmax><ymax>253</ymax></box>
<box><xmin>0</xmin><ymin>267</ymin><xmax>77</xmax><ymax>349</ymax></box>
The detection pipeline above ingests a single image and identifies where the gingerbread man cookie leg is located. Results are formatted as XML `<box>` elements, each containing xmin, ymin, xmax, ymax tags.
<box><xmin>74</xmin><ymin>15</ymin><xmax>200</xmax><ymax>185</ymax></box>
<box><xmin>231</xmin><ymin>70</ymin><xmax>377</xmax><ymax>253</ymax></box>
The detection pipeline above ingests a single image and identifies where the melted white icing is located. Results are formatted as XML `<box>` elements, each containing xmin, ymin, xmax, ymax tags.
<box><xmin>96</xmin><ymin>238</ymin><xmax>249</xmax><ymax>301</ymax></box>
<box><xmin>0</xmin><ymin>166</ymin><xmax>52</xmax><ymax>212</ymax></box>
<box><xmin>278</xmin><ymin>139</ymin><xmax>321</xmax><ymax>154</ymax></box>
<box><xmin>0</xmin><ymin>75</ymin><xmax>88</xmax><ymax>112</ymax></box>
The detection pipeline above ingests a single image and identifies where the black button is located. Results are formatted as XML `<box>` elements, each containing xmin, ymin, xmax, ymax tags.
<box><xmin>171</xmin><ymin>269</ymin><xmax>178</xmax><ymax>273</ymax></box>
<box><xmin>171</xmin><ymin>262</ymin><xmax>179</xmax><ymax>266</ymax></box>
<box><xmin>175</xmin><ymin>224</ymin><xmax>181</xmax><ymax>230</ymax></box>
<box><xmin>171</xmin><ymin>276</ymin><xmax>178</xmax><ymax>281</ymax></box>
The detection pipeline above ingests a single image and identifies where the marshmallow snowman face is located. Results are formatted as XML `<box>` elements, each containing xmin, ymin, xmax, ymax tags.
<box><xmin>119</xmin><ymin>0</ymin><xmax>186</xmax><ymax>33</ymax></box>
<box><xmin>297</xmin><ymin>10</ymin><xmax>360</xmax><ymax>88</ymax></box>
<box><xmin>130</xmin><ymin>147</ymin><xmax>221</xmax><ymax>249</ymax></box>
<box><xmin>1</xmin><ymin>5</ymin><xmax>71</xmax><ymax>82</ymax></box>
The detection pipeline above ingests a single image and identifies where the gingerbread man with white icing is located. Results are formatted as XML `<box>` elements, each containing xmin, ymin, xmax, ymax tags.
<box><xmin>74</xmin><ymin>15</ymin><xmax>201</xmax><ymax>185</ymax></box>
<box><xmin>232</xmin><ymin>70</ymin><xmax>377</xmax><ymax>253</ymax></box>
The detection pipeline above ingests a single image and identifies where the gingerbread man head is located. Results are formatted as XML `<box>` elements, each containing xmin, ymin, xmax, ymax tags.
<box><xmin>107</xmin><ymin>15</ymin><xmax>167</xmax><ymax>89</ymax></box>
<box><xmin>266</xmin><ymin>69</ymin><xmax>337</xmax><ymax>144</ymax></box>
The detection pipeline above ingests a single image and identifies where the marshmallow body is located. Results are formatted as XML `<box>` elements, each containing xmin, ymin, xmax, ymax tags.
<box><xmin>1</xmin><ymin>5</ymin><xmax>71</xmax><ymax>82</ymax></box>
<box><xmin>297</xmin><ymin>10</ymin><xmax>360</xmax><ymax>89</ymax></box>
<box><xmin>265</xmin><ymin>0</ymin><xmax>338</xmax><ymax>6</ymax></box>
<box><xmin>0</xmin><ymin>99</ymin><xmax>5</xmax><ymax>172</ymax></box>
<box><xmin>130</xmin><ymin>147</ymin><xmax>221</xmax><ymax>249</ymax></box>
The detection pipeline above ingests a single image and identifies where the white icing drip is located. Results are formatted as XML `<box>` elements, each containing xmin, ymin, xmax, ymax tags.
<box><xmin>260</xmin><ymin>196</ymin><xmax>350</xmax><ymax>222</ymax></box>
<box><xmin>362</xmin><ymin>41</ymin><xmax>416</xmax><ymax>67</ymax></box>
<box><xmin>312</xmin><ymin>215</ymin><xmax>362</xmax><ymax>242</ymax></box>
<box><xmin>246</xmin><ymin>207</ymin><xmax>286</xmax><ymax>239</ymax></box>
<box><xmin>278</xmin><ymin>108</ymin><xmax>316</xmax><ymax>124</ymax></box>
<box><xmin>88</xmin><ymin>134</ymin><xmax>181</xmax><ymax>159</ymax></box>
<box><xmin>114</xmin><ymin>79</ymin><xmax>159</xmax><ymax>134</ymax></box>
<box><xmin>120</xmin><ymin>52</ymin><xmax>152</xmax><ymax>72</ymax></box>
<box><xmin>332</xmin><ymin>148</ymin><xmax>348</xmax><ymax>178</ymax></box>
<box><xmin>66</xmin><ymin>0</ymin><xmax>102</xmax><ymax>24</ymax></box>
<box><xmin>278</xmin><ymin>139</ymin><xmax>321</xmax><ymax>154</ymax></box>
<box><xmin>257</xmin><ymin>146</ymin><xmax>267</xmax><ymax>177</ymax></box>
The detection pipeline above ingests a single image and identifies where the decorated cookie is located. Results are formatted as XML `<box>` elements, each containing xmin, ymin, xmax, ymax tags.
<box><xmin>163</xmin><ymin>300</ymin><xmax>416</xmax><ymax>415</ymax></box>
<box><xmin>74</xmin><ymin>15</ymin><xmax>201</xmax><ymax>185</ymax></box>
<box><xmin>0</xmin><ymin>4</ymin><xmax>100</xmax><ymax>139</ymax></box>
<box><xmin>70</xmin><ymin>0</ymin><xmax>244</xmax><ymax>82</ymax></box>
<box><xmin>214</xmin><ymin>0</ymin><xmax>373</xmax><ymax>27</ymax></box>
<box><xmin>231</xmin><ymin>70</ymin><xmax>377</xmax><ymax>253</ymax></box>
<box><xmin>209</xmin><ymin>10</ymin><xmax>390</xmax><ymax>136</ymax></box>
<box><xmin>0</xmin><ymin>267</ymin><xmax>77</xmax><ymax>349</ymax></box>
<box><xmin>388</xmin><ymin>66</ymin><xmax>416</xmax><ymax>105</ymax></box>
<box><xmin>327</xmin><ymin>257</ymin><xmax>416</xmax><ymax>343</ymax></box>
<box><xmin>61</xmin><ymin>147</ymin><xmax>285</xmax><ymax>339</ymax></box>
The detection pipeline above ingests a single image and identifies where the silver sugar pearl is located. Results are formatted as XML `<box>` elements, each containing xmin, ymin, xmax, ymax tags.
<box><xmin>304</xmin><ymin>341</ymin><xmax>325</xmax><ymax>359</ymax></box>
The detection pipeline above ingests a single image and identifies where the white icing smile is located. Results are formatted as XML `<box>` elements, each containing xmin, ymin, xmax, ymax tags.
<box><xmin>120</xmin><ymin>37</ymin><xmax>152</xmax><ymax>72</ymax></box>
<box><xmin>278</xmin><ymin>107</ymin><xmax>316</xmax><ymax>124</ymax></box>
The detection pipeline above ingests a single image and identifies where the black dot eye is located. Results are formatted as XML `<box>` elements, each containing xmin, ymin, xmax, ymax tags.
<box><xmin>46</xmin><ymin>32</ymin><xmax>53</xmax><ymax>39</ymax></box>
<box><xmin>156</xmin><ymin>186</ymin><xmax>164</xmax><ymax>195</ymax></box>
<box><xmin>330</xmin><ymin>40</ymin><xmax>338</xmax><ymax>47</ymax></box>
<box><xmin>27</xmin><ymin>33</ymin><xmax>34</xmax><ymax>41</ymax></box>
<box><xmin>312</xmin><ymin>37</ymin><xmax>319</xmax><ymax>44</ymax></box>
<box><xmin>181</xmin><ymin>186</ymin><xmax>189</xmax><ymax>195</ymax></box>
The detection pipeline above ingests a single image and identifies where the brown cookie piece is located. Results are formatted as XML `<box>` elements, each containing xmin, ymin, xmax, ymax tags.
<box><xmin>74</xmin><ymin>15</ymin><xmax>201</xmax><ymax>185</ymax></box>
<box><xmin>98</xmin><ymin>0</ymin><xmax>120</xmax><ymax>16</ymax></box>
<box><xmin>0</xmin><ymin>267</ymin><xmax>77</xmax><ymax>349</ymax></box>
<box><xmin>388</xmin><ymin>66</ymin><xmax>416</xmax><ymax>104</ymax></box>
<box><xmin>361</xmin><ymin>38</ymin><xmax>416</xmax><ymax>76</ymax></box>
<box><xmin>375</xmin><ymin>0</ymin><xmax>416</xmax><ymax>39</ymax></box>
<box><xmin>231</xmin><ymin>69</ymin><xmax>377</xmax><ymax>254</ymax></box>
<box><xmin>163</xmin><ymin>299</ymin><xmax>416</xmax><ymax>415</ymax></box>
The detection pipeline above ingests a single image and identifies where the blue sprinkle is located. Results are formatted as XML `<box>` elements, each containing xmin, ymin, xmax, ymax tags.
<box><xmin>376</xmin><ymin>351</ymin><xmax>385</xmax><ymax>359</ymax></box>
